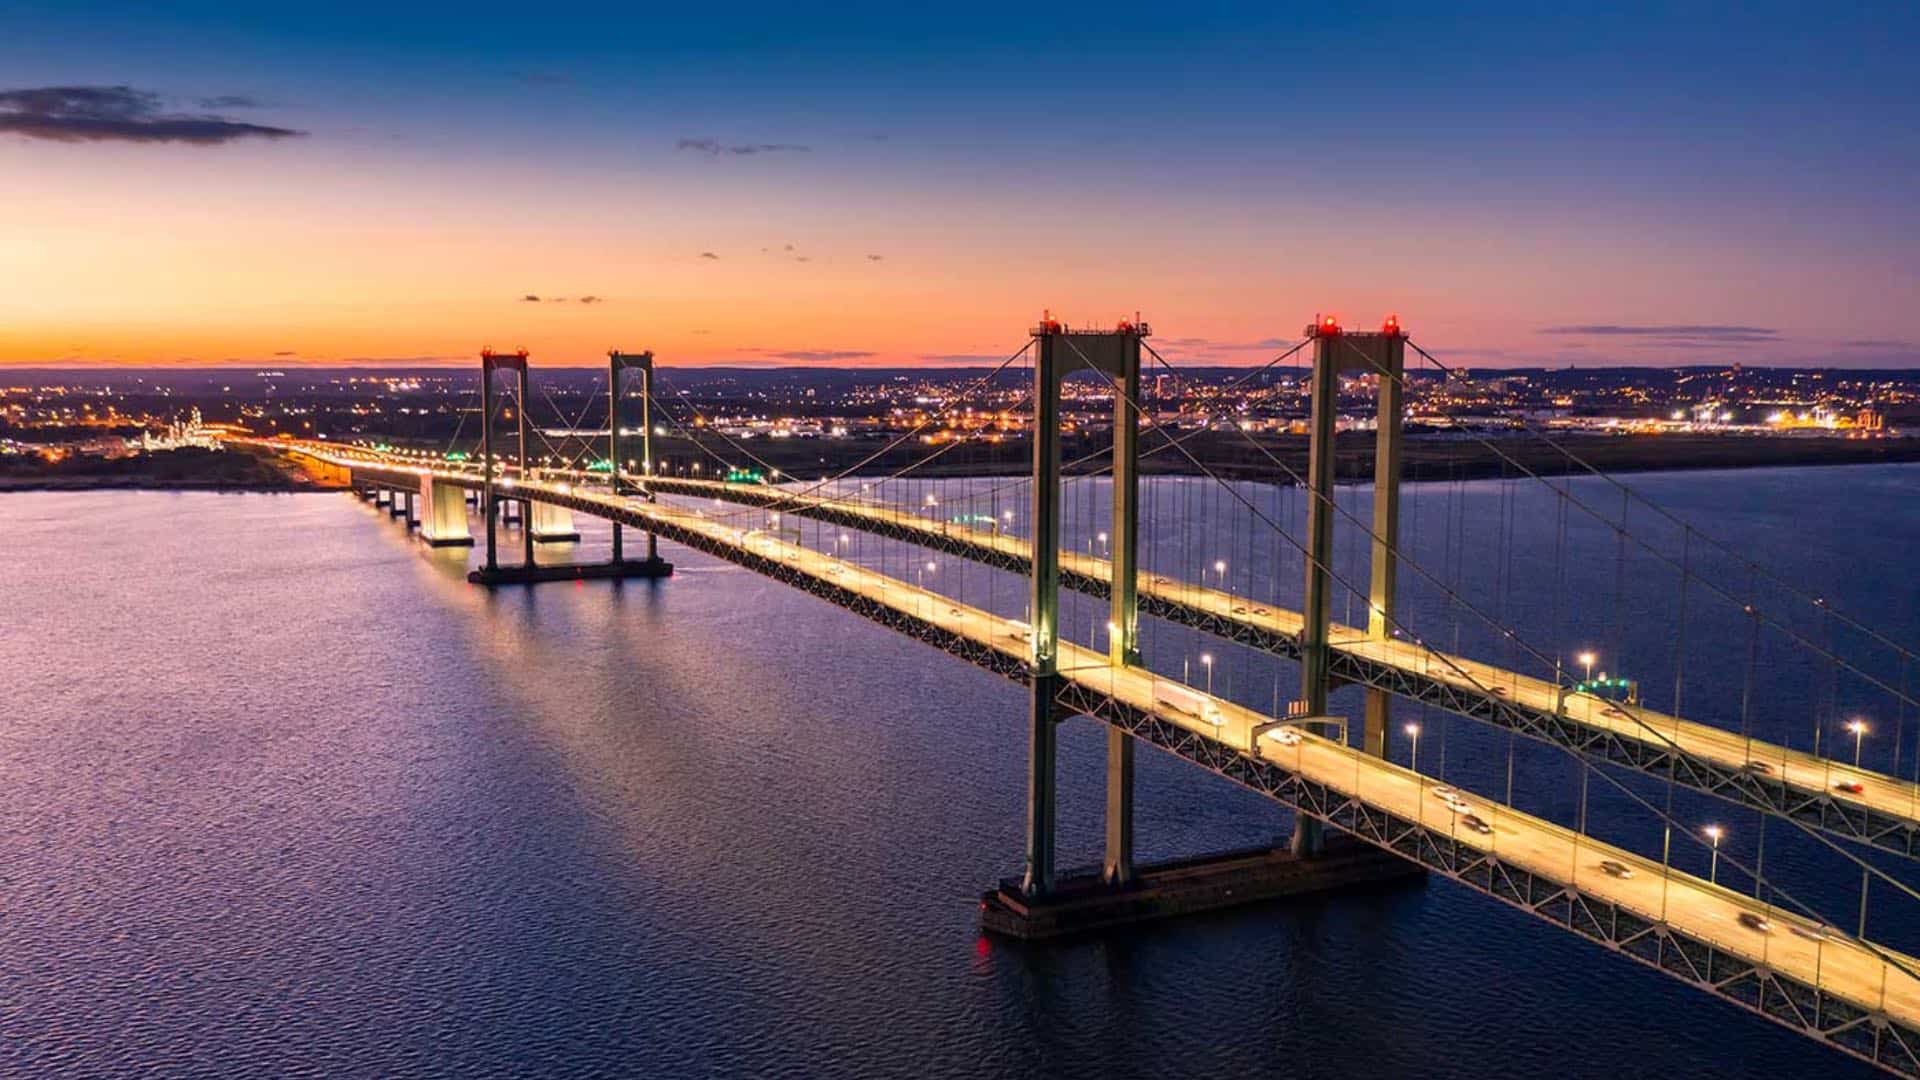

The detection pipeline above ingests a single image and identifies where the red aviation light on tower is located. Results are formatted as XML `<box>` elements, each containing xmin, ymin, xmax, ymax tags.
<box><xmin>1038</xmin><ymin>309</ymin><xmax>1063</xmax><ymax>335</ymax></box>
<box><xmin>1382</xmin><ymin>313</ymin><xmax>1403</xmax><ymax>337</ymax></box>
<box><xmin>1314</xmin><ymin>314</ymin><xmax>1342</xmax><ymax>336</ymax></box>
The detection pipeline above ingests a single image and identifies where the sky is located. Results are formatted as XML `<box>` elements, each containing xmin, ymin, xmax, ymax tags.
<box><xmin>1</xmin><ymin>2</ymin><xmax>1916</xmax><ymax>369</ymax></box>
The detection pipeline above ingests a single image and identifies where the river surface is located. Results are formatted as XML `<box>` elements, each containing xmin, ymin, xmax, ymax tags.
<box><xmin>6</xmin><ymin>464</ymin><xmax>1918</xmax><ymax>1078</ymax></box>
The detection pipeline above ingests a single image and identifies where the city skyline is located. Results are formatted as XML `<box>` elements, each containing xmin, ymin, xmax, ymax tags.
<box><xmin>4</xmin><ymin>3</ymin><xmax>1917</xmax><ymax>370</ymax></box>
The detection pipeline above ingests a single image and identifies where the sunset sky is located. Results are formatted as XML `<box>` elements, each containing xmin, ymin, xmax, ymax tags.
<box><xmin>3</xmin><ymin>2</ymin><xmax>1916</xmax><ymax>369</ymax></box>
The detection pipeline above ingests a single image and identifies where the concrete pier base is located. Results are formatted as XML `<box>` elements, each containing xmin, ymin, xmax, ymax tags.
<box><xmin>419</xmin><ymin>476</ymin><xmax>473</xmax><ymax>547</ymax></box>
<box><xmin>979</xmin><ymin>836</ymin><xmax>1422</xmax><ymax>941</ymax></box>
<box><xmin>530</xmin><ymin>500</ymin><xmax>581</xmax><ymax>544</ymax></box>
<box><xmin>467</xmin><ymin>557</ymin><xmax>673</xmax><ymax>587</ymax></box>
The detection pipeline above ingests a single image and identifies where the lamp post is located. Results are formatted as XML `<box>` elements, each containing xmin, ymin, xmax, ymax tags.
<box><xmin>1201</xmin><ymin>653</ymin><xmax>1214</xmax><ymax>696</ymax></box>
<box><xmin>1578</xmin><ymin>651</ymin><xmax>1597</xmax><ymax>686</ymax></box>
<box><xmin>1847</xmin><ymin>718</ymin><xmax>1869</xmax><ymax>766</ymax></box>
<box><xmin>1405</xmin><ymin>722</ymin><xmax>1422</xmax><ymax>774</ymax></box>
<box><xmin>1705</xmin><ymin>825</ymin><xmax>1725</xmax><ymax>884</ymax></box>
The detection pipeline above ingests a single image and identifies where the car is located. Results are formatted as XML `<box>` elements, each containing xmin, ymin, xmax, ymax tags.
<box><xmin>1151</xmin><ymin>577</ymin><xmax>1171</xmax><ymax>586</ymax></box>
<box><xmin>1601</xmin><ymin>707</ymin><xmax>1628</xmax><ymax>719</ymax></box>
<box><xmin>1790</xmin><ymin>923</ymin><xmax>1836</xmax><ymax>942</ymax></box>
<box><xmin>1835</xmin><ymin>780</ymin><xmax>1865</xmax><ymax>795</ymax></box>
<box><xmin>1599</xmin><ymin>859</ymin><xmax>1635</xmax><ymax>880</ymax></box>
<box><xmin>1743</xmin><ymin>761</ymin><xmax>1775</xmax><ymax>775</ymax></box>
<box><xmin>1443</xmin><ymin>796</ymin><xmax>1474</xmax><ymax>815</ymax></box>
<box><xmin>1738</xmin><ymin>912</ymin><xmax>1773</xmax><ymax>933</ymax></box>
<box><xmin>1232</xmin><ymin>606</ymin><xmax>1249</xmax><ymax>615</ymax></box>
<box><xmin>1430</xmin><ymin>785</ymin><xmax>1459</xmax><ymax>800</ymax></box>
<box><xmin>1272</xmin><ymin>726</ymin><xmax>1303</xmax><ymax>747</ymax></box>
<box><xmin>1489</xmin><ymin>685</ymin><xmax>1509</xmax><ymax>697</ymax></box>
<box><xmin>1459</xmin><ymin>814</ymin><xmax>1493</xmax><ymax>835</ymax></box>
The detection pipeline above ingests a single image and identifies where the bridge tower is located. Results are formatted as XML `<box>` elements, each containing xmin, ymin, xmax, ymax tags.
<box><xmin>478</xmin><ymin>349</ymin><xmax>533</xmax><ymax>575</ymax></box>
<box><xmin>609</xmin><ymin>350</ymin><xmax>660</xmax><ymax>565</ymax></box>
<box><xmin>1293</xmin><ymin>315</ymin><xmax>1407</xmax><ymax>856</ymax></box>
<box><xmin>1024</xmin><ymin>314</ymin><xmax>1148</xmax><ymax>897</ymax></box>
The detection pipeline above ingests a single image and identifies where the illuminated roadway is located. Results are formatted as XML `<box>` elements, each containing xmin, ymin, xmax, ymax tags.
<box><xmin>253</xmin><ymin>440</ymin><xmax>1920</xmax><ymax>1065</ymax></box>
<box><xmin>268</xmin><ymin>442</ymin><xmax>1920</xmax><ymax>858</ymax></box>
<box><xmin>623</xmin><ymin>467</ymin><xmax>1920</xmax><ymax>854</ymax></box>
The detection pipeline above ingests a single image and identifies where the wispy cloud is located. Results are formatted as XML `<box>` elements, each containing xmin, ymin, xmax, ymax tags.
<box><xmin>518</xmin><ymin>294</ymin><xmax>605</xmax><ymax>304</ymax></box>
<box><xmin>1157</xmin><ymin>336</ymin><xmax>1294</xmax><ymax>353</ymax></box>
<box><xmin>866</xmin><ymin>254</ymin><xmax>885</xmax><ymax>261</ymax></box>
<box><xmin>677</xmin><ymin>136</ymin><xmax>811</xmax><ymax>156</ymax></box>
<box><xmin>1538</xmin><ymin>324</ymin><xmax>1779</xmax><ymax>346</ymax></box>
<box><xmin>699</xmin><ymin>251</ymin><xmax>720</xmax><ymax>260</ymax></box>
<box><xmin>0</xmin><ymin>85</ymin><xmax>303</xmax><ymax>144</ymax></box>
<box><xmin>195</xmin><ymin>94</ymin><xmax>265</xmax><ymax>110</ymax></box>
<box><xmin>916</xmin><ymin>353</ymin><xmax>1007</xmax><ymax>363</ymax></box>
<box><xmin>746</xmin><ymin>348</ymin><xmax>875</xmax><ymax>362</ymax></box>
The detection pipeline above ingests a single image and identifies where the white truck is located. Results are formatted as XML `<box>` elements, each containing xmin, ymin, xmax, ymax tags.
<box><xmin>1153</xmin><ymin>680</ymin><xmax>1225</xmax><ymax>726</ymax></box>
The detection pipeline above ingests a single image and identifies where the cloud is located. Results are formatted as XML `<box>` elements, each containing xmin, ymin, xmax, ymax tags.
<box><xmin>0</xmin><ymin>85</ymin><xmax>304</xmax><ymax>144</ymax></box>
<box><xmin>195</xmin><ymin>95</ymin><xmax>262</xmax><ymax>109</ymax></box>
<box><xmin>272</xmin><ymin>350</ymin><xmax>297</xmax><ymax>356</ymax></box>
<box><xmin>699</xmin><ymin>251</ymin><xmax>720</xmax><ymax>260</ymax></box>
<box><xmin>866</xmin><ymin>254</ymin><xmax>885</xmax><ymax>261</ymax></box>
<box><xmin>677</xmin><ymin>136</ymin><xmax>811</xmax><ymax>156</ymax></box>
<box><xmin>518</xmin><ymin>293</ymin><xmax>605</xmax><ymax>304</ymax></box>
<box><xmin>1839</xmin><ymin>338</ymin><xmax>1917</xmax><ymax>349</ymax></box>
<box><xmin>1158</xmin><ymin>336</ymin><xmax>1294</xmax><ymax>352</ymax></box>
<box><xmin>917</xmin><ymin>353</ymin><xmax>1008</xmax><ymax>363</ymax></box>
<box><xmin>747</xmin><ymin>348</ymin><xmax>876</xmax><ymax>362</ymax></box>
<box><xmin>1538</xmin><ymin>324</ymin><xmax>1779</xmax><ymax>345</ymax></box>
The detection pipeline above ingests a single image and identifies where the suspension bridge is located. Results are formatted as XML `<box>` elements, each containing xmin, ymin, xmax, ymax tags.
<box><xmin>241</xmin><ymin>314</ymin><xmax>1920</xmax><ymax>1076</ymax></box>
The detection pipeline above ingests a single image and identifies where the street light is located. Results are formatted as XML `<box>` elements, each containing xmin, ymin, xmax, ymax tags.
<box><xmin>1201</xmin><ymin>652</ymin><xmax>1214</xmax><ymax>695</ymax></box>
<box><xmin>1405</xmin><ymin>722</ymin><xmax>1422</xmax><ymax>774</ymax></box>
<box><xmin>1847</xmin><ymin>718</ymin><xmax>1869</xmax><ymax>766</ymax></box>
<box><xmin>1577</xmin><ymin>651</ymin><xmax>1597</xmax><ymax>684</ymax></box>
<box><xmin>1705</xmin><ymin>825</ymin><xmax>1725</xmax><ymax>884</ymax></box>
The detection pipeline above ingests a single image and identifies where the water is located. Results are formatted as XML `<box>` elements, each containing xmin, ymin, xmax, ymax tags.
<box><xmin>5</xmin><ymin>466</ymin><xmax>1915</xmax><ymax>1078</ymax></box>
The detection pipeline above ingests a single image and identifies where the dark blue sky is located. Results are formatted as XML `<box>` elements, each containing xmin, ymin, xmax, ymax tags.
<box><xmin>3</xmin><ymin>2</ymin><xmax>1916</xmax><ymax>366</ymax></box>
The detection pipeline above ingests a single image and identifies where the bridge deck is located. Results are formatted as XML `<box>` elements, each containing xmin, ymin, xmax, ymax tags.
<box><xmin>631</xmin><ymin>471</ymin><xmax>1920</xmax><ymax>859</ymax></box>
<box><xmin>303</xmin><ymin>447</ymin><xmax>1920</xmax><ymax>1070</ymax></box>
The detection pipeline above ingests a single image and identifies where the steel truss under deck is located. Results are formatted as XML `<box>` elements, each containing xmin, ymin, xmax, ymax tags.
<box><xmin>344</xmin><ymin>460</ymin><xmax>1920</xmax><ymax>1076</ymax></box>
<box><xmin>642</xmin><ymin>475</ymin><xmax>1920</xmax><ymax>861</ymax></box>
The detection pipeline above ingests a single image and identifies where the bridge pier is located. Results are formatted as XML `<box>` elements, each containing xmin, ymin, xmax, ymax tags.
<box><xmin>529</xmin><ymin>499</ymin><xmax>581</xmax><ymax>544</ymax></box>
<box><xmin>419</xmin><ymin>475</ymin><xmax>473</xmax><ymax>547</ymax></box>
